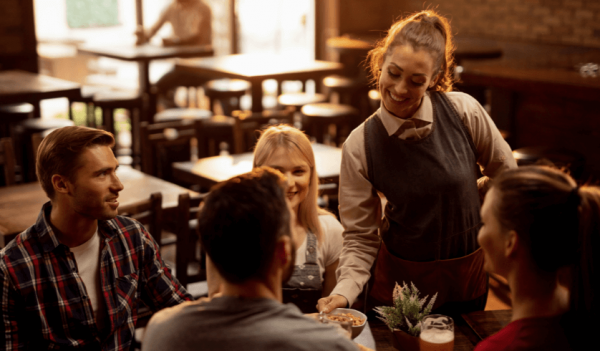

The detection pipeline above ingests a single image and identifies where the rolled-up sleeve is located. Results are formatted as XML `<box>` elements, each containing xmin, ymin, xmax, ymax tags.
<box><xmin>330</xmin><ymin>124</ymin><xmax>382</xmax><ymax>306</ymax></box>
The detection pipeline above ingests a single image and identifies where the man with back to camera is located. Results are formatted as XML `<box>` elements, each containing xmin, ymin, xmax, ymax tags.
<box><xmin>0</xmin><ymin>126</ymin><xmax>192</xmax><ymax>350</ymax></box>
<box><xmin>141</xmin><ymin>167</ymin><xmax>360</xmax><ymax>351</ymax></box>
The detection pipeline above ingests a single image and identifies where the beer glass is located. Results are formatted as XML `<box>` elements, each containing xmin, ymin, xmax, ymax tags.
<box><xmin>419</xmin><ymin>314</ymin><xmax>454</xmax><ymax>351</ymax></box>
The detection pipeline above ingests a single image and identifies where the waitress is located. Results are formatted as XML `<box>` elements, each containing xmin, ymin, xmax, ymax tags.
<box><xmin>318</xmin><ymin>10</ymin><xmax>517</xmax><ymax>315</ymax></box>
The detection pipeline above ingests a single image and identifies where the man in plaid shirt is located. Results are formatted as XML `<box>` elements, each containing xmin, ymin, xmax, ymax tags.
<box><xmin>0</xmin><ymin>126</ymin><xmax>192</xmax><ymax>350</ymax></box>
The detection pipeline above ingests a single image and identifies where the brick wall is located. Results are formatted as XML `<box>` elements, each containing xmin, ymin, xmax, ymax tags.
<box><xmin>340</xmin><ymin>0</ymin><xmax>600</xmax><ymax>49</ymax></box>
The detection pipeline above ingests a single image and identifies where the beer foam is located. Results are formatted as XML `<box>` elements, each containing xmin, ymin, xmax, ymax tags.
<box><xmin>420</xmin><ymin>329</ymin><xmax>454</xmax><ymax>344</ymax></box>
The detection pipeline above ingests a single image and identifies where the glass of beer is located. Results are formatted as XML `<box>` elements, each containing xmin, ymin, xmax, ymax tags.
<box><xmin>419</xmin><ymin>314</ymin><xmax>454</xmax><ymax>351</ymax></box>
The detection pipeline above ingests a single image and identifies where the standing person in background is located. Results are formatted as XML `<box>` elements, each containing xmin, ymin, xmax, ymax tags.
<box><xmin>318</xmin><ymin>10</ymin><xmax>517</xmax><ymax>315</ymax></box>
<box><xmin>136</xmin><ymin>0</ymin><xmax>213</xmax><ymax>107</ymax></box>
<box><xmin>475</xmin><ymin>165</ymin><xmax>599</xmax><ymax>351</ymax></box>
<box><xmin>136</xmin><ymin>0</ymin><xmax>212</xmax><ymax>47</ymax></box>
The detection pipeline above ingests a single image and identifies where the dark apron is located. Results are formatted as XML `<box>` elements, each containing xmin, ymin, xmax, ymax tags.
<box><xmin>282</xmin><ymin>231</ymin><xmax>323</xmax><ymax>313</ymax></box>
<box><xmin>364</xmin><ymin>92</ymin><xmax>487</xmax><ymax>310</ymax></box>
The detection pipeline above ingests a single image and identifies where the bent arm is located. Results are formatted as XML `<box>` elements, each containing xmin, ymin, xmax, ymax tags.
<box><xmin>140</xmin><ymin>228</ymin><xmax>192</xmax><ymax>310</ymax></box>
<box><xmin>449</xmin><ymin>92</ymin><xmax>517</xmax><ymax>195</ymax></box>
<box><xmin>329</xmin><ymin>126</ymin><xmax>382</xmax><ymax>306</ymax></box>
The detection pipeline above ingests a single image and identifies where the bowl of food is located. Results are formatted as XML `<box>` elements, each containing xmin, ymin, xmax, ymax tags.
<box><xmin>320</xmin><ymin>308</ymin><xmax>367</xmax><ymax>339</ymax></box>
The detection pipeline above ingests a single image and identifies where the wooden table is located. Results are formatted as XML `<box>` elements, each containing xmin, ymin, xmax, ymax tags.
<box><xmin>78</xmin><ymin>44</ymin><xmax>214</xmax><ymax>98</ymax></box>
<box><xmin>369</xmin><ymin>310</ymin><xmax>511</xmax><ymax>350</ymax></box>
<box><xmin>0</xmin><ymin>166</ymin><xmax>197</xmax><ymax>247</ymax></box>
<box><xmin>0</xmin><ymin>70</ymin><xmax>81</xmax><ymax>118</ymax></box>
<box><xmin>172</xmin><ymin>143</ymin><xmax>342</xmax><ymax>189</ymax></box>
<box><xmin>175</xmin><ymin>53</ymin><xmax>344</xmax><ymax>112</ymax></box>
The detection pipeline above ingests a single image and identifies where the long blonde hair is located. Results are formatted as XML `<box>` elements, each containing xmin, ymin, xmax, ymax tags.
<box><xmin>253</xmin><ymin>125</ymin><xmax>331</xmax><ymax>243</ymax></box>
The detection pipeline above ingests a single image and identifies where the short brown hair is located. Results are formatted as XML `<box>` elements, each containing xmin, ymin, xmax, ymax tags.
<box><xmin>36</xmin><ymin>126</ymin><xmax>115</xmax><ymax>199</ymax></box>
<box><xmin>367</xmin><ymin>10</ymin><xmax>455</xmax><ymax>92</ymax></box>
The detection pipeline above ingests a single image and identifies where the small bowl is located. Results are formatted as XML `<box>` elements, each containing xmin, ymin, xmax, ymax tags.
<box><xmin>323</xmin><ymin>308</ymin><xmax>367</xmax><ymax>339</ymax></box>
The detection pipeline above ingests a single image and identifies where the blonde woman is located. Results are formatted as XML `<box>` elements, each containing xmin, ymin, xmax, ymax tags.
<box><xmin>206</xmin><ymin>125</ymin><xmax>343</xmax><ymax>313</ymax></box>
<box><xmin>253</xmin><ymin>125</ymin><xmax>343</xmax><ymax>313</ymax></box>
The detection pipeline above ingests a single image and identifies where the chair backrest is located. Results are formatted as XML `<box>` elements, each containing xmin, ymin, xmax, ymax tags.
<box><xmin>173</xmin><ymin>192</ymin><xmax>208</xmax><ymax>290</ymax></box>
<box><xmin>0</xmin><ymin>137</ymin><xmax>17</xmax><ymax>186</ymax></box>
<box><xmin>140</xmin><ymin>119</ymin><xmax>204</xmax><ymax>182</ymax></box>
<box><xmin>231</xmin><ymin>109</ymin><xmax>295</xmax><ymax>154</ymax></box>
<box><xmin>119</xmin><ymin>192</ymin><xmax>163</xmax><ymax>245</ymax></box>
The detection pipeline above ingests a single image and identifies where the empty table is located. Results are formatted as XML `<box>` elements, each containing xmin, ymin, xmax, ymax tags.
<box><xmin>172</xmin><ymin>143</ymin><xmax>342</xmax><ymax>189</ymax></box>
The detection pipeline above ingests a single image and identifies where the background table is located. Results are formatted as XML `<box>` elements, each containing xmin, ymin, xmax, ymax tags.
<box><xmin>78</xmin><ymin>44</ymin><xmax>214</xmax><ymax>97</ymax></box>
<box><xmin>0</xmin><ymin>166</ymin><xmax>197</xmax><ymax>247</ymax></box>
<box><xmin>176</xmin><ymin>53</ymin><xmax>344</xmax><ymax>112</ymax></box>
<box><xmin>172</xmin><ymin>143</ymin><xmax>342</xmax><ymax>189</ymax></box>
<box><xmin>0</xmin><ymin>70</ymin><xmax>81</xmax><ymax>118</ymax></box>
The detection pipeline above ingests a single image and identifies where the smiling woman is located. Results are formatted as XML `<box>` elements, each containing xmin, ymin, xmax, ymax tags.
<box><xmin>252</xmin><ymin>125</ymin><xmax>344</xmax><ymax>313</ymax></box>
<box><xmin>317</xmin><ymin>10</ymin><xmax>518</xmax><ymax>316</ymax></box>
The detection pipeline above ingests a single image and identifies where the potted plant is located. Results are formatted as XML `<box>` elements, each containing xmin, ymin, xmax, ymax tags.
<box><xmin>374</xmin><ymin>281</ymin><xmax>437</xmax><ymax>351</ymax></box>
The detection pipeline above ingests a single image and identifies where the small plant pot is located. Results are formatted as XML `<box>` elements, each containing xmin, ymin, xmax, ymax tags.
<box><xmin>391</xmin><ymin>329</ymin><xmax>420</xmax><ymax>351</ymax></box>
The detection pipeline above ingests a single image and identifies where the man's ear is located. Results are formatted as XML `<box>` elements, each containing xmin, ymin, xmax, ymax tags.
<box><xmin>52</xmin><ymin>174</ymin><xmax>70</xmax><ymax>195</ymax></box>
<box><xmin>275</xmin><ymin>235</ymin><xmax>292</xmax><ymax>267</ymax></box>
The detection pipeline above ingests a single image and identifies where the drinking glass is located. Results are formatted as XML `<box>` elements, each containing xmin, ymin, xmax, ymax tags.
<box><xmin>419</xmin><ymin>314</ymin><xmax>454</xmax><ymax>351</ymax></box>
<box><xmin>319</xmin><ymin>312</ymin><xmax>353</xmax><ymax>339</ymax></box>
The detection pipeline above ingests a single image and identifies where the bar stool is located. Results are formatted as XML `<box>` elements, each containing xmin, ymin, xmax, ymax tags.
<box><xmin>512</xmin><ymin>146</ymin><xmax>586</xmax><ymax>180</ymax></box>
<box><xmin>154</xmin><ymin>108</ymin><xmax>213</xmax><ymax>123</ymax></box>
<box><xmin>301</xmin><ymin>103</ymin><xmax>359</xmax><ymax>146</ymax></box>
<box><xmin>323</xmin><ymin>75</ymin><xmax>370</xmax><ymax>112</ymax></box>
<box><xmin>368</xmin><ymin>89</ymin><xmax>381</xmax><ymax>114</ymax></box>
<box><xmin>15</xmin><ymin>118</ymin><xmax>75</xmax><ymax>182</ymax></box>
<box><xmin>69</xmin><ymin>85</ymin><xmax>110</xmax><ymax>127</ymax></box>
<box><xmin>0</xmin><ymin>103</ymin><xmax>34</xmax><ymax>138</ymax></box>
<box><xmin>203</xmin><ymin>79</ymin><xmax>251</xmax><ymax>116</ymax></box>
<box><xmin>93</xmin><ymin>90</ymin><xmax>143</xmax><ymax>166</ymax></box>
<box><xmin>277</xmin><ymin>92</ymin><xmax>328</xmax><ymax>110</ymax></box>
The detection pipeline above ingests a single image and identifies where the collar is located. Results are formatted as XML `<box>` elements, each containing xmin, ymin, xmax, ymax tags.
<box><xmin>33</xmin><ymin>202</ymin><xmax>115</xmax><ymax>253</ymax></box>
<box><xmin>378</xmin><ymin>93</ymin><xmax>433</xmax><ymax>137</ymax></box>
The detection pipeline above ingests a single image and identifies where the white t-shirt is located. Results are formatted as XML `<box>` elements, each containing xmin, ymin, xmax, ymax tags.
<box><xmin>294</xmin><ymin>215</ymin><xmax>344</xmax><ymax>283</ymax></box>
<box><xmin>70</xmin><ymin>230</ymin><xmax>106</xmax><ymax>330</ymax></box>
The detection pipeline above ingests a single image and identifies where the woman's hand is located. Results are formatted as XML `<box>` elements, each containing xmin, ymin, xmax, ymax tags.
<box><xmin>317</xmin><ymin>294</ymin><xmax>348</xmax><ymax>313</ymax></box>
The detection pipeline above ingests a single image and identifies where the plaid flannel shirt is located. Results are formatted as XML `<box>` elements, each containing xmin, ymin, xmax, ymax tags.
<box><xmin>0</xmin><ymin>202</ymin><xmax>192</xmax><ymax>350</ymax></box>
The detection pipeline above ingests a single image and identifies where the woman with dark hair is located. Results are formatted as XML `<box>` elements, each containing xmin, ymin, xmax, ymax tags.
<box><xmin>318</xmin><ymin>10</ymin><xmax>516</xmax><ymax>314</ymax></box>
<box><xmin>475</xmin><ymin>165</ymin><xmax>599</xmax><ymax>350</ymax></box>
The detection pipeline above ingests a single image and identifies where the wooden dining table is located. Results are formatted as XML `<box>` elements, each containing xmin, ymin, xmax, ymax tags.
<box><xmin>368</xmin><ymin>309</ymin><xmax>511</xmax><ymax>350</ymax></box>
<box><xmin>0</xmin><ymin>70</ymin><xmax>81</xmax><ymax>118</ymax></box>
<box><xmin>175</xmin><ymin>53</ymin><xmax>344</xmax><ymax>113</ymax></box>
<box><xmin>171</xmin><ymin>143</ymin><xmax>342</xmax><ymax>190</ymax></box>
<box><xmin>0</xmin><ymin>165</ymin><xmax>197</xmax><ymax>247</ymax></box>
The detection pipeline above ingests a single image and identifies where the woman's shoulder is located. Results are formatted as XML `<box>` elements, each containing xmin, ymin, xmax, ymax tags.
<box><xmin>318</xmin><ymin>214</ymin><xmax>344</xmax><ymax>236</ymax></box>
<box><xmin>443</xmin><ymin>91</ymin><xmax>485</xmax><ymax>115</ymax></box>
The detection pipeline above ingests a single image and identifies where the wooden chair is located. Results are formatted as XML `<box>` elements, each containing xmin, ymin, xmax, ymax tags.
<box><xmin>119</xmin><ymin>192</ymin><xmax>163</xmax><ymax>245</ymax></box>
<box><xmin>0</xmin><ymin>137</ymin><xmax>17</xmax><ymax>186</ymax></box>
<box><xmin>171</xmin><ymin>192</ymin><xmax>209</xmax><ymax>294</ymax></box>
<box><xmin>140</xmin><ymin>119</ymin><xmax>204</xmax><ymax>185</ymax></box>
<box><xmin>231</xmin><ymin>109</ymin><xmax>295</xmax><ymax>154</ymax></box>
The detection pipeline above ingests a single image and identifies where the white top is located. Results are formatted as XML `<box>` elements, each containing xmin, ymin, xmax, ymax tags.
<box><xmin>70</xmin><ymin>230</ymin><xmax>106</xmax><ymax>330</ymax></box>
<box><xmin>294</xmin><ymin>215</ymin><xmax>344</xmax><ymax>283</ymax></box>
